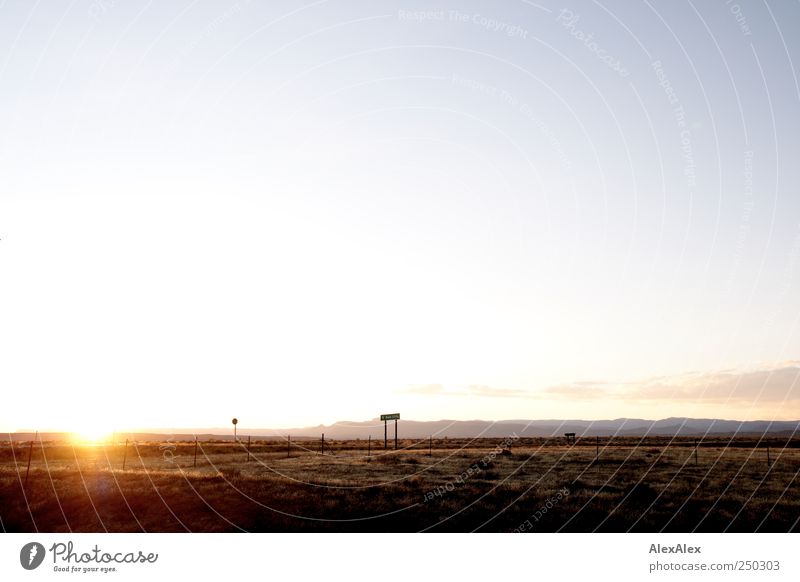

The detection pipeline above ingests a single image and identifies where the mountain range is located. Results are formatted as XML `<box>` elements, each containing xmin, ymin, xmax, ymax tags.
<box><xmin>9</xmin><ymin>417</ymin><xmax>800</xmax><ymax>441</ymax></box>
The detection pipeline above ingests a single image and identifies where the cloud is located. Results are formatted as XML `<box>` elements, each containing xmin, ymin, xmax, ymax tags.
<box><xmin>543</xmin><ymin>363</ymin><xmax>800</xmax><ymax>405</ymax></box>
<box><xmin>402</xmin><ymin>383</ymin><xmax>446</xmax><ymax>395</ymax></box>
<box><xmin>400</xmin><ymin>383</ymin><xmax>530</xmax><ymax>398</ymax></box>
<box><xmin>543</xmin><ymin>382</ymin><xmax>611</xmax><ymax>398</ymax></box>
<box><xmin>464</xmin><ymin>385</ymin><xmax>528</xmax><ymax>398</ymax></box>
<box><xmin>637</xmin><ymin>366</ymin><xmax>800</xmax><ymax>402</ymax></box>
<box><xmin>399</xmin><ymin>363</ymin><xmax>800</xmax><ymax>407</ymax></box>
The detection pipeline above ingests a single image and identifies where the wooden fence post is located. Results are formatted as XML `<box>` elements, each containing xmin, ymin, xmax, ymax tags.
<box><xmin>193</xmin><ymin>436</ymin><xmax>198</xmax><ymax>468</ymax></box>
<box><xmin>287</xmin><ymin>435</ymin><xmax>290</xmax><ymax>458</ymax></box>
<box><xmin>122</xmin><ymin>438</ymin><xmax>128</xmax><ymax>471</ymax></box>
<box><xmin>24</xmin><ymin>432</ymin><xmax>36</xmax><ymax>488</ymax></box>
<box><xmin>246</xmin><ymin>435</ymin><xmax>251</xmax><ymax>463</ymax></box>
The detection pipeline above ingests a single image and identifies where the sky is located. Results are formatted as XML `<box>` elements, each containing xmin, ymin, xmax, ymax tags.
<box><xmin>1</xmin><ymin>0</ymin><xmax>799</xmax><ymax>433</ymax></box>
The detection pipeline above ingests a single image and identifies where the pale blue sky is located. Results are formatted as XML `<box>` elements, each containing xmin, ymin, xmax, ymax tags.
<box><xmin>1</xmin><ymin>1</ymin><xmax>799</xmax><ymax>432</ymax></box>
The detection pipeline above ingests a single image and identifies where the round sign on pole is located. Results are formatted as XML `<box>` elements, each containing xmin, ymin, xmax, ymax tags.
<box><xmin>232</xmin><ymin>418</ymin><xmax>238</xmax><ymax>425</ymax></box>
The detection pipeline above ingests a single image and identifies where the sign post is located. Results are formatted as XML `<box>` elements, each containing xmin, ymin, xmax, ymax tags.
<box><xmin>232</xmin><ymin>418</ymin><xmax>238</xmax><ymax>442</ymax></box>
<box><xmin>380</xmin><ymin>413</ymin><xmax>400</xmax><ymax>451</ymax></box>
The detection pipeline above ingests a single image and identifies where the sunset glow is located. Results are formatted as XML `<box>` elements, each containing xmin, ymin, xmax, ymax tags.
<box><xmin>70</xmin><ymin>427</ymin><xmax>115</xmax><ymax>446</ymax></box>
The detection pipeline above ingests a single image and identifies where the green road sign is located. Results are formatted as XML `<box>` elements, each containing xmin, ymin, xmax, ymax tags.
<box><xmin>381</xmin><ymin>413</ymin><xmax>400</xmax><ymax>421</ymax></box>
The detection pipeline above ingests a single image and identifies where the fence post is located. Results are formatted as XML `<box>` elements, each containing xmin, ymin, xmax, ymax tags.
<box><xmin>287</xmin><ymin>435</ymin><xmax>290</xmax><ymax>458</ymax></box>
<box><xmin>24</xmin><ymin>432</ymin><xmax>36</xmax><ymax>488</ymax></box>
<box><xmin>193</xmin><ymin>436</ymin><xmax>198</xmax><ymax>468</ymax></box>
<box><xmin>429</xmin><ymin>435</ymin><xmax>432</xmax><ymax>457</ymax></box>
<box><xmin>122</xmin><ymin>438</ymin><xmax>128</xmax><ymax>471</ymax></box>
<box><xmin>321</xmin><ymin>433</ymin><xmax>325</xmax><ymax>455</ymax></box>
<box><xmin>368</xmin><ymin>435</ymin><xmax>371</xmax><ymax>457</ymax></box>
<box><xmin>247</xmin><ymin>435</ymin><xmax>251</xmax><ymax>463</ymax></box>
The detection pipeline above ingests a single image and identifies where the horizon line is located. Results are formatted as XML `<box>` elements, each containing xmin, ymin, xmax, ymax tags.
<box><xmin>6</xmin><ymin>415</ymin><xmax>800</xmax><ymax>435</ymax></box>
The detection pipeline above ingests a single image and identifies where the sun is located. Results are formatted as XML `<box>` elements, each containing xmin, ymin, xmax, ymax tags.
<box><xmin>70</xmin><ymin>425</ymin><xmax>115</xmax><ymax>445</ymax></box>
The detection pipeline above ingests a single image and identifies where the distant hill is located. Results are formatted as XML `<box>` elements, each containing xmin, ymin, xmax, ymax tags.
<box><xmin>8</xmin><ymin>417</ymin><xmax>800</xmax><ymax>441</ymax></box>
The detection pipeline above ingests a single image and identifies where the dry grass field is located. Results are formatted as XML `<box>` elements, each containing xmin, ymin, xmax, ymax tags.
<box><xmin>1</xmin><ymin>437</ymin><xmax>798</xmax><ymax>532</ymax></box>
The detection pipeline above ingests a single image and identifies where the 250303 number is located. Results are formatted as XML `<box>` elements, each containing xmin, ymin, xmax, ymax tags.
<box><xmin>736</xmin><ymin>560</ymin><xmax>780</xmax><ymax>571</ymax></box>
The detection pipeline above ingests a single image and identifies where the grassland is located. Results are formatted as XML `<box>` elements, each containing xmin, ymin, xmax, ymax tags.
<box><xmin>1</xmin><ymin>437</ymin><xmax>798</xmax><ymax>532</ymax></box>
